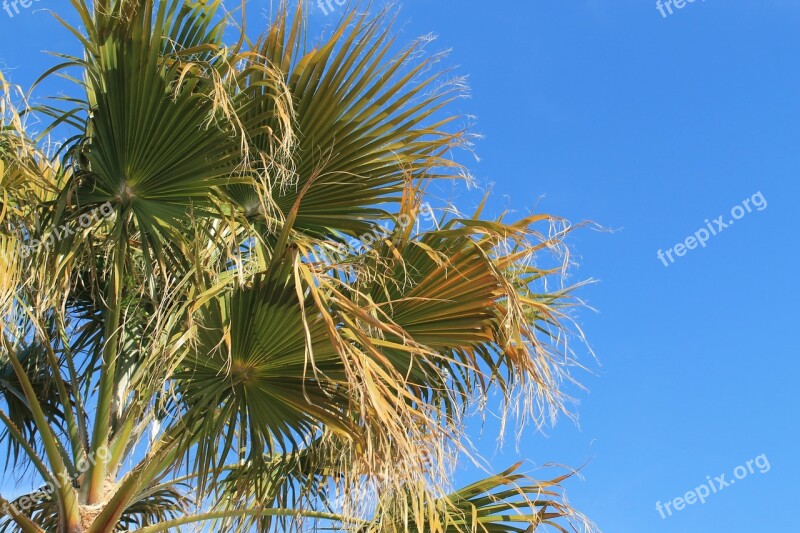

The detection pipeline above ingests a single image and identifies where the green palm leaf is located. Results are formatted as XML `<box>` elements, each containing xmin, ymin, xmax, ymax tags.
<box><xmin>228</xmin><ymin>4</ymin><xmax>466</xmax><ymax>241</ymax></box>
<box><xmin>174</xmin><ymin>264</ymin><xmax>354</xmax><ymax>495</ymax></box>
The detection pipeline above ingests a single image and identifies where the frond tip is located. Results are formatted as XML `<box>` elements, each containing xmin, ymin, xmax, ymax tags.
<box><xmin>369</xmin><ymin>463</ymin><xmax>595</xmax><ymax>533</ymax></box>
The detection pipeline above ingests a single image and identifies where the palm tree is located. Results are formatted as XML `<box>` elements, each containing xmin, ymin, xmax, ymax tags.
<box><xmin>0</xmin><ymin>1</ymin><xmax>592</xmax><ymax>531</ymax></box>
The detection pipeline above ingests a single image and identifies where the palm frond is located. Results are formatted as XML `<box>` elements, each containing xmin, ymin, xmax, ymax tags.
<box><xmin>369</xmin><ymin>463</ymin><xmax>592</xmax><ymax>533</ymax></box>
<box><xmin>228</xmin><ymin>3</ymin><xmax>468</xmax><ymax>243</ymax></box>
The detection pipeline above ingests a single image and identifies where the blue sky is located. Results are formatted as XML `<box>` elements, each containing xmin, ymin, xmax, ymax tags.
<box><xmin>2</xmin><ymin>1</ymin><xmax>798</xmax><ymax>531</ymax></box>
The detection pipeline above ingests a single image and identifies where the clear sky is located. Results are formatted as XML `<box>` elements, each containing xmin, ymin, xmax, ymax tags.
<box><xmin>2</xmin><ymin>1</ymin><xmax>798</xmax><ymax>532</ymax></box>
